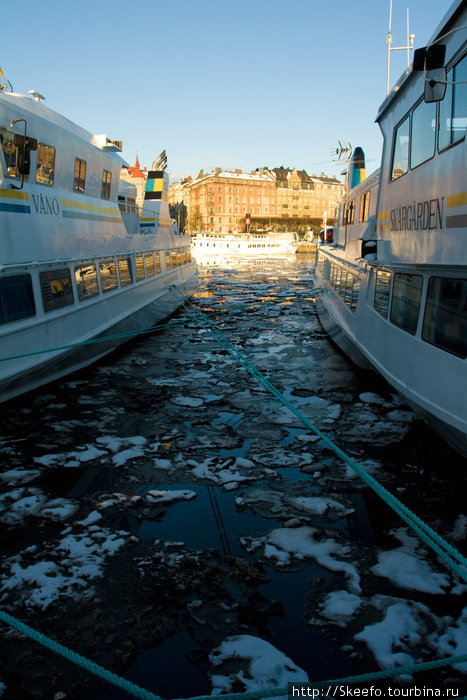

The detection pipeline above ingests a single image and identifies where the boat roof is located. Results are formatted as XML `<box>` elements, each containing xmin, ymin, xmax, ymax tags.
<box><xmin>0</xmin><ymin>90</ymin><xmax>125</xmax><ymax>165</ymax></box>
<box><xmin>375</xmin><ymin>0</ymin><xmax>464</xmax><ymax>122</ymax></box>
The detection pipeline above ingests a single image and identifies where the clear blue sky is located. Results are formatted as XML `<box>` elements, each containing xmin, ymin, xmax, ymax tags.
<box><xmin>3</xmin><ymin>0</ymin><xmax>454</xmax><ymax>184</ymax></box>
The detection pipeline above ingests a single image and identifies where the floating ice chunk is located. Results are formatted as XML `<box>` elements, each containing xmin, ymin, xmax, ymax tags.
<box><xmin>0</xmin><ymin>469</ymin><xmax>41</xmax><ymax>485</ymax></box>
<box><xmin>435</xmin><ymin>606</ymin><xmax>467</xmax><ymax>672</ymax></box>
<box><xmin>145</xmin><ymin>489</ymin><xmax>197</xmax><ymax>504</ymax></box>
<box><xmin>321</xmin><ymin>590</ymin><xmax>362</xmax><ymax>626</ymax></box>
<box><xmin>262</xmin><ymin>526</ymin><xmax>361</xmax><ymax>592</ymax></box>
<box><xmin>372</xmin><ymin>529</ymin><xmax>450</xmax><ymax>594</ymax></box>
<box><xmin>359</xmin><ymin>392</ymin><xmax>385</xmax><ymax>405</ymax></box>
<box><xmin>355</xmin><ymin>601</ymin><xmax>423</xmax><ymax>670</ymax></box>
<box><xmin>39</xmin><ymin>498</ymin><xmax>78</xmax><ymax>520</ymax></box>
<box><xmin>172</xmin><ymin>396</ymin><xmax>204</xmax><ymax>407</ymax></box>
<box><xmin>78</xmin><ymin>510</ymin><xmax>103</xmax><ymax>526</ymax></box>
<box><xmin>209</xmin><ymin>634</ymin><xmax>308</xmax><ymax>695</ymax></box>
<box><xmin>290</xmin><ymin>496</ymin><xmax>352</xmax><ymax>518</ymax></box>
<box><xmin>112</xmin><ymin>446</ymin><xmax>146</xmax><ymax>467</ymax></box>
<box><xmin>372</xmin><ymin>550</ymin><xmax>449</xmax><ymax>594</ymax></box>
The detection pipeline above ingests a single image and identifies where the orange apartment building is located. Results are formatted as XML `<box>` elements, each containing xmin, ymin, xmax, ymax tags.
<box><xmin>168</xmin><ymin>167</ymin><xmax>343</xmax><ymax>234</ymax></box>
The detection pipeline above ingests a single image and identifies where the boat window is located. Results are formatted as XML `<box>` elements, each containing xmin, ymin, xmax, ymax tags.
<box><xmin>40</xmin><ymin>269</ymin><xmax>74</xmax><ymax>312</ymax></box>
<box><xmin>145</xmin><ymin>253</ymin><xmax>155</xmax><ymax>277</ymax></box>
<box><xmin>99</xmin><ymin>260</ymin><xmax>118</xmax><ymax>292</ymax></box>
<box><xmin>165</xmin><ymin>252</ymin><xmax>172</xmax><ymax>270</ymax></box>
<box><xmin>171</xmin><ymin>251</ymin><xmax>178</xmax><ymax>268</ymax></box>
<box><xmin>411</xmin><ymin>99</ymin><xmax>436</xmax><ymax>169</ymax></box>
<box><xmin>135</xmin><ymin>255</ymin><xmax>145</xmax><ymax>281</ymax></box>
<box><xmin>36</xmin><ymin>144</ymin><xmax>55</xmax><ymax>186</ymax></box>
<box><xmin>350</xmin><ymin>276</ymin><xmax>360</xmax><ymax>311</ymax></box>
<box><xmin>73</xmin><ymin>158</ymin><xmax>86</xmax><ymax>193</ymax></box>
<box><xmin>75</xmin><ymin>264</ymin><xmax>99</xmax><ymax>301</ymax></box>
<box><xmin>101</xmin><ymin>170</ymin><xmax>112</xmax><ymax>200</ymax></box>
<box><xmin>422</xmin><ymin>277</ymin><xmax>467</xmax><ymax>358</ymax></box>
<box><xmin>359</xmin><ymin>191</ymin><xmax>370</xmax><ymax>222</ymax></box>
<box><xmin>154</xmin><ymin>252</ymin><xmax>161</xmax><ymax>273</ymax></box>
<box><xmin>438</xmin><ymin>53</ymin><xmax>467</xmax><ymax>151</ymax></box>
<box><xmin>391</xmin><ymin>116</ymin><xmax>409</xmax><ymax>180</ymax></box>
<box><xmin>390</xmin><ymin>273</ymin><xmax>422</xmax><ymax>335</ymax></box>
<box><xmin>344</xmin><ymin>200</ymin><xmax>355</xmax><ymax>225</ymax></box>
<box><xmin>0</xmin><ymin>129</ymin><xmax>33</xmax><ymax>181</ymax></box>
<box><xmin>374</xmin><ymin>269</ymin><xmax>392</xmax><ymax>318</ymax></box>
<box><xmin>0</xmin><ymin>274</ymin><xmax>35</xmax><ymax>324</ymax></box>
<box><xmin>118</xmin><ymin>258</ymin><xmax>132</xmax><ymax>287</ymax></box>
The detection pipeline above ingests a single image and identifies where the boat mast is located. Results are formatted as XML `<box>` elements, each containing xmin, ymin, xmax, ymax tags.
<box><xmin>386</xmin><ymin>0</ymin><xmax>415</xmax><ymax>95</ymax></box>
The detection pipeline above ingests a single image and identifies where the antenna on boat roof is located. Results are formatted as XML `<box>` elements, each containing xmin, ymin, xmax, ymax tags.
<box><xmin>331</xmin><ymin>139</ymin><xmax>352</xmax><ymax>161</ymax></box>
<box><xmin>29</xmin><ymin>90</ymin><xmax>45</xmax><ymax>102</ymax></box>
<box><xmin>386</xmin><ymin>0</ymin><xmax>415</xmax><ymax>95</ymax></box>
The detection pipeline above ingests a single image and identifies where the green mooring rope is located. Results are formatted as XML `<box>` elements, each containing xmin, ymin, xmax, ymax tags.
<box><xmin>1</xmin><ymin>295</ymin><xmax>466</xmax><ymax>699</ymax></box>
<box><xmin>1</xmin><ymin>610</ymin><xmax>466</xmax><ymax>700</ymax></box>
<box><xmin>182</xmin><ymin>296</ymin><xmax>467</xmax><ymax>583</ymax></box>
<box><xmin>0</xmin><ymin>319</ymin><xmax>187</xmax><ymax>363</ymax></box>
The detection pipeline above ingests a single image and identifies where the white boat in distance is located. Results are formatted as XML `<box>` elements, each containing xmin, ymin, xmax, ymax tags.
<box><xmin>314</xmin><ymin>0</ymin><xmax>467</xmax><ymax>457</ymax></box>
<box><xmin>191</xmin><ymin>230</ymin><xmax>298</xmax><ymax>259</ymax></box>
<box><xmin>0</xmin><ymin>74</ymin><xmax>197</xmax><ymax>403</ymax></box>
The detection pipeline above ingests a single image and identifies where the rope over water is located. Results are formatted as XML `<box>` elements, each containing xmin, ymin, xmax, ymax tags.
<box><xmin>1</xmin><ymin>291</ymin><xmax>466</xmax><ymax>698</ymax></box>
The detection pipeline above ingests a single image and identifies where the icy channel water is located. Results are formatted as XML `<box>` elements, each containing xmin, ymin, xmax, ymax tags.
<box><xmin>0</xmin><ymin>256</ymin><xmax>465</xmax><ymax>700</ymax></box>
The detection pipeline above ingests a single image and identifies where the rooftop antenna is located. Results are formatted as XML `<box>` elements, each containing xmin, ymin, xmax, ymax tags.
<box><xmin>386</xmin><ymin>0</ymin><xmax>415</xmax><ymax>95</ymax></box>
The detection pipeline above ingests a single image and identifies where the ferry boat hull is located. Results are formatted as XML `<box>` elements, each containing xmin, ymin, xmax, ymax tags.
<box><xmin>0</xmin><ymin>273</ymin><xmax>196</xmax><ymax>403</ymax></box>
<box><xmin>0</xmin><ymin>82</ymin><xmax>197</xmax><ymax>403</ymax></box>
<box><xmin>314</xmin><ymin>0</ymin><xmax>467</xmax><ymax>458</ymax></box>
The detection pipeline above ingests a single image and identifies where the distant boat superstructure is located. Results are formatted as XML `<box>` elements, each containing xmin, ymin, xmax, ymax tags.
<box><xmin>191</xmin><ymin>230</ymin><xmax>298</xmax><ymax>259</ymax></box>
<box><xmin>314</xmin><ymin>0</ymin><xmax>467</xmax><ymax>457</ymax></box>
<box><xmin>0</xmin><ymin>77</ymin><xmax>197</xmax><ymax>402</ymax></box>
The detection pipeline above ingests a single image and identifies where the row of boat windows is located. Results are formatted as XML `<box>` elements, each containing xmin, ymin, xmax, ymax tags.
<box><xmin>392</xmin><ymin>52</ymin><xmax>466</xmax><ymax>180</ymax></box>
<box><xmin>319</xmin><ymin>254</ymin><xmax>466</xmax><ymax>359</ymax></box>
<box><xmin>0</xmin><ymin>248</ymin><xmax>192</xmax><ymax>325</ymax></box>
<box><xmin>326</xmin><ymin>260</ymin><xmax>361</xmax><ymax>311</ymax></box>
<box><xmin>342</xmin><ymin>189</ymin><xmax>371</xmax><ymax>226</ymax></box>
<box><xmin>0</xmin><ymin>129</ymin><xmax>113</xmax><ymax>198</ymax></box>
<box><xmin>374</xmin><ymin>270</ymin><xmax>466</xmax><ymax>358</ymax></box>
<box><xmin>193</xmin><ymin>241</ymin><xmax>284</xmax><ymax>248</ymax></box>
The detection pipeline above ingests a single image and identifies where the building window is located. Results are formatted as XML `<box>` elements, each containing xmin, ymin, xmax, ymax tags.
<box><xmin>0</xmin><ymin>275</ymin><xmax>35</xmax><ymax>324</ymax></box>
<box><xmin>101</xmin><ymin>170</ymin><xmax>112</xmax><ymax>199</ymax></box>
<box><xmin>75</xmin><ymin>264</ymin><xmax>99</xmax><ymax>300</ymax></box>
<box><xmin>422</xmin><ymin>277</ymin><xmax>467</xmax><ymax>358</ymax></box>
<box><xmin>390</xmin><ymin>273</ymin><xmax>422</xmax><ymax>335</ymax></box>
<box><xmin>40</xmin><ymin>269</ymin><xmax>74</xmax><ymax>312</ymax></box>
<box><xmin>36</xmin><ymin>144</ymin><xmax>55</xmax><ymax>186</ymax></box>
<box><xmin>74</xmin><ymin>158</ymin><xmax>86</xmax><ymax>193</ymax></box>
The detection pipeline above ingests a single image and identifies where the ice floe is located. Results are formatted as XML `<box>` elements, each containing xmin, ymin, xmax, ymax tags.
<box><xmin>209</xmin><ymin>634</ymin><xmax>308</xmax><ymax>695</ymax></box>
<box><xmin>0</xmin><ymin>526</ymin><xmax>127</xmax><ymax>609</ymax></box>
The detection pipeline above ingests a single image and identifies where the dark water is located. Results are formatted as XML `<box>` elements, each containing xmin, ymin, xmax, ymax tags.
<box><xmin>0</xmin><ymin>256</ymin><xmax>465</xmax><ymax>699</ymax></box>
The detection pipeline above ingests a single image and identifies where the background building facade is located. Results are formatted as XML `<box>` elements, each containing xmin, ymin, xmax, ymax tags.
<box><xmin>168</xmin><ymin>166</ymin><xmax>343</xmax><ymax>235</ymax></box>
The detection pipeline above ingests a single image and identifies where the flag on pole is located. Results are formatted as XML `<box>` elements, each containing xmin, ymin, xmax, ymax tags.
<box><xmin>152</xmin><ymin>150</ymin><xmax>167</xmax><ymax>171</ymax></box>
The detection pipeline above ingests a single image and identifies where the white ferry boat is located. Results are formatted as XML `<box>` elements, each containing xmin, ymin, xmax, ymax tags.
<box><xmin>0</xmin><ymin>74</ymin><xmax>197</xmax><ymax>403</ymax></box>
<box><xmin>314</xmin><ymin>0</ymin><xmax>467</xmax><ymax>457</ymax></box>
<box><xmin>191</xmin><ymin>230</ymin><xmax>298</xmax><ymax>259</ymax></box>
